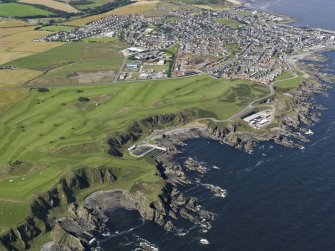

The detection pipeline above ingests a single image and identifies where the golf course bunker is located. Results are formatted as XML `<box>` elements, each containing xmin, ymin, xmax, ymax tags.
<box><xmin>128</xmin><ymin>144</ymin><xmax>166</xmax><ymax>158</ymax></box>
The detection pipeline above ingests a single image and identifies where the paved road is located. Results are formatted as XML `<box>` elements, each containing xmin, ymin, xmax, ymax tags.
<box><xmin>198</xmin><ymin>82</ymin><xmax>275</xmax><ymax>123</ymax></box>
<box><xmin>113</xmin><ymin>55</ymin><xmax>127</xmax><ymax>83</ymax></box>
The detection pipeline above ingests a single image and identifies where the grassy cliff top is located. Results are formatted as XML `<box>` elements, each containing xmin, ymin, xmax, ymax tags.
<box><xmin>0</xmin><ymin>74</ymin><xmax>268</xmax><ymax>228</ymax></box>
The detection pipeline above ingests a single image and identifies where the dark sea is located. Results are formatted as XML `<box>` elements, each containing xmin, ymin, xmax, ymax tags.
<box><xmin>100</xmin><ymin>1</ymin><xmax>335</xmax><ymax>250</ymax></box>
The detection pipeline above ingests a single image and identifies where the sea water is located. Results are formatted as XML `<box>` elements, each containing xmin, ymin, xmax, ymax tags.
<box><xmin>100</xmin><ymin>1</ymin><xmax>335</xmax><ymax>250</ymax></box>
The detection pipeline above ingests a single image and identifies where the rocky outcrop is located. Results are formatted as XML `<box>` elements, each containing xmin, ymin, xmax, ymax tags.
<box><xmin>0</xmin><ymin>167</ymin><xmax>117</xmax><ymax>250</ymax></box>
<box><xmin>108</xmin><ymin>111</ymin><xmax>198</xmax><ymax>157</ymax></box>
<box><xmin>184</xmin><ymin>158</ymin><xmax>207</xmax><ymax>174</ymax></box>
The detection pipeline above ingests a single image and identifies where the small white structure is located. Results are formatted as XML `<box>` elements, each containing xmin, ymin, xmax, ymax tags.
<box><xmin>157</xmin><ymin>60</ymin><xmax>165</xmax><ymax>65</ymax></box>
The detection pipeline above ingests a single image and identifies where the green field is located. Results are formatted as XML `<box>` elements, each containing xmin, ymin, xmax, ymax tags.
<box><xmin>274</xmin><ymin>70</ymin><xmax>294</xmax><ymax>81</ymax></box>
<box><xmin>275</xmin><ymin>71</ymin><xmax>304</xmax><ymax>91</ymax></box>
<box><xmin>0</xmin><ymin>201</ymin><xmax>30</xmax><ymax>228</ymax></box>
<box><xmin>0</xmin><ymin>75</ymin><xmax>268</xmax><ymax>228</ymax></box>
<box><xmin>163</xmin><ymin>16</ymin><xmax>178</xmax><ymax>22</ymax></box>
<box><xmin>71</xmin><ymin>0</ymin><xmax>115</xmax><ymax>10</ymax></box>
<box><xmin>0</xmin><ymin>3</ymin><xmax>53</xmax><ymax>17</ymax></box>
<box><xmin>39</xmin><ymin>25</ymin><xmax>74</xmax><ymax>32</ymax></box>
<box><xmin>216</xmin><ymin>17</ymin><xmax>243</xmax><ymax>28</ymax></box>
<box><xmin>83</xmin><ymin>36</ymin><xmax>117</xmax><ymax>43</ymax></box>
<box><xmin>10</xmin><ymin>41</ymin><xmax>129</xmax><ymax>85</ymax></box>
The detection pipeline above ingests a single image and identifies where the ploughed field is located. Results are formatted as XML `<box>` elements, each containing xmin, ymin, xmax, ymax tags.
<box><xmin>0</xmin><ymin>75</ymin><xmax>268</xmax><ymax>229</ymax></box>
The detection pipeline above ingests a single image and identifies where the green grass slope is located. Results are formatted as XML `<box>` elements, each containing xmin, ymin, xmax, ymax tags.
<box><xmin>0</xmin><ymin>3</ymin><xmax>53</xmax><ymax>17</ymax></box>
<box><xmin>0</xmin><ymin>75</ymin><xmax>268</xmax><ymax>228</ymax></box>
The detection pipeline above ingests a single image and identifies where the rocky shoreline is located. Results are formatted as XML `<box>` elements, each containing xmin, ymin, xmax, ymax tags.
<box><xmin>10</xmin><ymin>44</ymin><xmax>326</xmax><ymax>251</ymax></box>
<box><xmin>41</xmin><ymin>52</ymin><xmax>333</xmax><ymax>250</ymax></box>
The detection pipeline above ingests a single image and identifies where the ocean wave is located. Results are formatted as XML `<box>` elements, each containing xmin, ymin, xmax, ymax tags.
<box><xmin>199</xmin><ymin>238</ymin><xmax>210</xmax><ymax>245</ymax></box>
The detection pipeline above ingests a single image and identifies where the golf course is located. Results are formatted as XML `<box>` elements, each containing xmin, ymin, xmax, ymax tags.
<box><xmin>0</xmin><ymin>74</ymin><xmax>268</xmax><ymax>230</ymax></box>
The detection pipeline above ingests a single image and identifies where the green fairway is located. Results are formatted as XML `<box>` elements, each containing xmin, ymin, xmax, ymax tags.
<box><xmin>0</xmin><ymin>3</ymin><xmax>53</xmax><ymax>17</ymax></box>
<box><xmin>10</xmin><ymin>41</ymin><xmax>129</xmax><ymax>85</ymax></box>
<box><xmin>216</xmin><ymin>17</ymin><xmax>243</xmax><ymax>28</ymax></box>
<box><xmin>0</xmin><ymin>75</ymin><xmax>268</xmax><ymax>227</ymax></box>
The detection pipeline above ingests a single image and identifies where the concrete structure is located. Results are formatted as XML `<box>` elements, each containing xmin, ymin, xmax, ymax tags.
<box><xmin>244</xmin><ymin>109</ymin><xmax>272</xmax><ymax>129</ymax></box>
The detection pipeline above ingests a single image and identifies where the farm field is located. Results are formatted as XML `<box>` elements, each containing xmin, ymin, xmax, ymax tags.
<box><xmin>10</xmin><ymin>41</ymin><xmax>129</xmax><ymax>85</ymax></box>
<box><xmin>0</xmin><ymin>19</ymin><xmax>63</xmax><ymax>116</ymax></box>
<box><xmin>65</xmin><ymin>1</ymin><xmax>159</xmax><ymax>26</ymax></box>
<box><xmin>0</xmin><ymin>3</ymin><xmax>53</xmax><ymax>18</ymax></box>
<box><xmin>0</xmin><ymin>26</ymin><xmax>63</xmax><ymax>64</ymax></box>
<box><xmin>0</xmin><ymin>69</ymin><xmax>42</xmax><ymax>87</ymax></box>
<box><xmin>19</xmin><ymin>0</ymin><xmax>79</xmax><ymax>13</ymax></box>
<box><xmin>0</xmin><ymin>75</ymin><xmax>269</xmax><ymax>229</ymax></box>
<box><xmin>71</xmin><ymin>0</ymin><xmax>115</xmax><ymax>10</ymax></box>
<box><xmin>0</xmin><ymin>87</ymin><xmax>29</xmax><ymax>114</ymax></box>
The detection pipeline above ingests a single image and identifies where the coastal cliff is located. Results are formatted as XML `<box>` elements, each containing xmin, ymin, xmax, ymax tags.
<box><xmin>0</xmin><ymin>67</ymin><xmax>331</xmax><ymax>251</ymax></box>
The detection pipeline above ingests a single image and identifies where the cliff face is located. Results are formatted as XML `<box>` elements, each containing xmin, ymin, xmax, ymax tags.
<box><xmin>0</xmin><ymin>167</ymin><xmax>116</xmax><ymax>250</ymax></box>
<box><xmin>0</xmin><ymin>110</ymin><xmax>200</xmax><ymax>250</ymax></box>
<box><xmin>108</xmin><ymin>111</ymin><xmax>198</xmax><ymax>157</ymax></box>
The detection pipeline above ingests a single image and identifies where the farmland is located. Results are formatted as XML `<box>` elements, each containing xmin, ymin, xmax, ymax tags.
<box><xmin>71</xmin><ymin>0</ymin><xmax>116</xmax><ymax>10</ymax></box>
<box><xmin>0</xmin><ymin>3</ymin><xmax>53</xmax><ymax>18</ymax></box>
<box><xmin>19</xmin><ymin>0</ymin><xmax>79</xmax><ymax>13</ymax></box>
<box><xmin>65</xmin><ymin>1</ymin><xmax>159</xmax><ymax>26</ymax></box>
<box><xmin>0</xmin><ymin>75</ymin><xmax>268</xmax><ymax>229</ymax></box>
<box><xmin>10</xmin><ymin>41</ymin><xmax>129</xmax><ymax>85</ymax></box>
<box><xmin>0</xmin><ymin>19</ymin><xmax>62</xmax><ymax>114</ymax></box>
<box><xmin>0</xmin><ymin>88</ymin><xmax>29</xmax><ymax>114</ymax></box>
<box><xmin>0</xmin><ymin>22</ymin><xmax>63</xmax><ymax>65</ymax></box>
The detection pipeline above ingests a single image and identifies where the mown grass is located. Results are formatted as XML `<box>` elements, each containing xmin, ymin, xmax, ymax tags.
<box><xmin>0</xmin><ymin>75</ymin><xmax>269</xmax><ymax>227</ymax></box>
<box><xmin>275</xmin><ymin>71</ymin><xmax>304</xmax><ymax>91</ymax></box>
<box><xmin>10</xmin><ymin>41</ymin><xmax>129</xmax><ymax>85</ymax></box>
<box><xmin>163</xmin><ymin>16</ymin><xmax>178</xmax><ymax>23</ymax></box>
<box><xmin>274</xmin><ymin>70</ymin><xmax>294</xmax><ymax>81</ymax></box>
<box><xmin>83</xmin><ymin>36</ymin><xmax>117</xmax><ymax>43</ymax></box>
<box><xmin>216</xmin><ymin>17</ymin><xmax>243</xmax><ymax>28</ymax></box>
<box><xmin>0</xmin><ymin>201</ymin><xmax>30</xmax><ymax>228</ymax></box>
<box><xmin>0</xmin><ymin>3</ymin><xmax>53</xmax><ymax>17</ymax></box>
<box><xmin>39</xmin><ymin>25</ymin><xmax>74</xmax><ymax>32</ymax></box>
